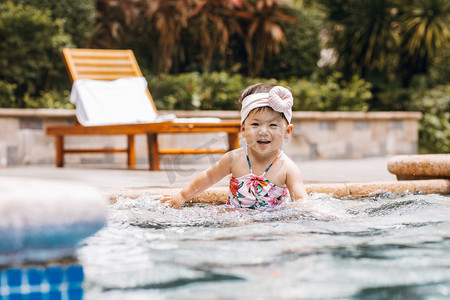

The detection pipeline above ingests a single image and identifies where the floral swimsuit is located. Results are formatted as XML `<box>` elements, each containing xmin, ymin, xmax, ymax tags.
<box><xmin>226</xmin><ymin>150</ymin><xmax>289</xmax><ymax>210</ymax></box>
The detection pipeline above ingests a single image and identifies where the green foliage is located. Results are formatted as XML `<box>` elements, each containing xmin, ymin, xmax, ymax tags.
<box><xmin>147</xmin><ymin>72</ymin><xmax>247</xmax><ymax>111</ymax></box>
<box><xmin>147</xmin><ymin>73</ymin><xmax>199</xmax><ymax>110</ymax></box>
<box><xmin>89</xmin><ymin>0</ymin><xmax>318</xmax><ymax>79</ymax></box>
<box><xmin>22</xmin><ymin>90</ymin><xmax>72</xmax><ymax>109</ymax></box>
<box><xmin>0</xmin><ymin>1</ymin><xmax>72</xmax><ymax>107</ymax></box>
<box><xmin>410</xmin><ymin>84</ymin><xmax>450</xmax><ymax>154</ymax></box>
<box><xmin>196</xmin><ymin>72</ymin><xmax>246</xmax><ymax>110</ymax></box>
<box><xmin>145</xmin><ymin>71</ymin><xmax>372</xmax><ymax>112</ymax></box>
<box><xmin>318</xmin><ymin>0</ymin><xmax>400</xmax><ymax>77</ymax></box>
<box><xmin>287</xmin><ymin>0</ymin><xmax>322</xmax><ymax>10</ymax></box>
<box><xmin>0</xmin><ymin>80</ymin><xmax>17</xmax><ymax>108</ymax></box>
<box><xmin>429</xmin><ymin>45</ymin><xmax>450</xmax><ymax>84</ymax></box>
<box><xmin>367</xmin><ymin>77</ymin><xmax>450</xmax><ymax>153</ymax></box>
<box><xmin>260</xmin><ymin>8</ymin><xmax>322</xmax><ymax>79</ymax></box>
<box><xmin>366</xmin><ymin>72</ymin><xmax>413</xmax><ymax>111</ymax></box>
<box><xmin>319</xmin><ymin>0</ymin><xmax>450</xmax><ymax>87</ymax></box>
<box><xmin>147</xmin><ymin>71</ymin><xmax>447</xmax><ymax>153</ymax></box>
<box><xmin>398</xmin><ymin>0</ymin><xmax>450</xmax><ymax>86</ymax></box>
<box><xmin>288</xmin><ymin>72</ymin><xmax>372</xmax><ymax>111</ymax></box>
<box><xmin>13</xmin><ymin>0</ymin><xmax>96</xmax><ymax>47</ymax></box>
<box><xmin>0</xmin><ymin>79</ymin><xmax>71</xmax><ymax>109</ymax></box>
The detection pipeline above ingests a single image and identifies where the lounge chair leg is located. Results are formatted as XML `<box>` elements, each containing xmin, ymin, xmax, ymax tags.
<box><xmin>146</xmin><ymin>133</ymin><xmax>160</xmax><ymax>171</ymax></box>
<box><xmin>55</xmin><ymin>135</ymin><xmax>64</xmax><ymax>167</ymax></box>
<box><xmin>127</xmin><ymin>134</ymin><xmax>136</xmax><ymax>168</ymax></box>
<box><xmin>227</xmin><ymin>133</ymin><xmax>240</xmax><ymax>151</ymax></box>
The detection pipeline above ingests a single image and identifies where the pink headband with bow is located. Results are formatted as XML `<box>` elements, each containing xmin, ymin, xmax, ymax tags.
<box><xmin>240</xmin><ymin>86</ymin><xmax>293</xmax><ymax>124</ymax></box>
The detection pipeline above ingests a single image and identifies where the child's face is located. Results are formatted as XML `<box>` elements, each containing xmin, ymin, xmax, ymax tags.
<box><xmin>241</xmin><ymin>108</ymin><xmax>293</xmax><ymax>155</ymax></box>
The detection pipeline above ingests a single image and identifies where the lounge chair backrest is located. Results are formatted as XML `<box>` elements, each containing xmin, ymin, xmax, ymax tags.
<box><xmin>62</xmin><ymin>48</ymin><xmax>158</xmax><ymax>113</ymax></box>
<box><xmin>49</xmin><ymin>48</ymin><xmax>241</xmax><ymax>170</ymax></box>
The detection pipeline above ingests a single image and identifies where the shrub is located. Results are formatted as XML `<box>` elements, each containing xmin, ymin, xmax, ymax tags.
<box><xmin>145</xmin><ymin>71</ymin><xmax>372</xmax><ymax>112</ymax></box>
<box><xmin>288</xmin><ymin>72</ymin><xmax>372</xmax><ymax>111</ymax></box>
<box><xmin>14</xmin><ymin>0</ymin><xmax>96</xmax><ymax>47</ymax></box>
<box><xmin>88</xmin><ymin>0</ymin><xmax>320</xmax><ymax>78</ymax></box>
<box><xmin>22</xmin><ymin>90</ymin><xmax>72</xmax><ymax>109</ymax></box>
<box><xmin>0</xmin><ymin>80</ymin><xmax>17</xmax><ymax>108</ymax></box>
<box><xmin>147</xmin><ymin>72</ymin><xmax>248</xmax><ymax>111</ymax></box>
<box><xmin>196</xmin><ymin>72</ymin><xmax>246</xmax><ymax>110</ymax></box>
<box><xmin>260</xmin><ymin>8</ymin><xmax>322</xmax><ymax>79</ymax></box>
<box><xmin>0</xmin><ymin>1</ymin><xmax>72</xmax><ymax>107</ymax></box>
<box><xmin>411</xmin><ymin>85</ymin><xmax>450</xmax><ymax>154</ymax></box>
<box><xmin>147</xmin><ymin>73</ymin><xmax>199</xmax><ymax>110</ymax></box>
<box><xmin>0</xmin><ymin>79</ymin><xmax>72</xmax><ymax>109</ymax></box>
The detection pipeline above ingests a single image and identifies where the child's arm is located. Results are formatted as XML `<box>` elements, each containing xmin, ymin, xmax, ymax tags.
<box><xmin>285</xmin><ymin>159</ymin><xmax>309</xmax><ymax>201</ymax></box>
<box><xmin>160</xmin><ymin>152</ymin><xmax>233</xmax><ymax>209</ymax></box>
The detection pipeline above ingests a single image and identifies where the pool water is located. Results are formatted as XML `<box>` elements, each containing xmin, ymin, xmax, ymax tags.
<box><xmin>79</xmin><ymin>193</ymin><xmax>450</xmax><ymax>299</ymax></box>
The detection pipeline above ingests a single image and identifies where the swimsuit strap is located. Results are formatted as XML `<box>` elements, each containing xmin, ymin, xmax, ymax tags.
<box><xmin>262</xmin><ymin>151</ymin><xmax>283</xmax><ymax>176</ymax></box>
<box><xmin>245</xmin><ymin>146</ymin><xmax>253</xmax><ymax>173</ymax></box>
<box><xmin>245</xmin><ymin>146</ymin><xmax>283</xmax><ymax>176</ymax></box>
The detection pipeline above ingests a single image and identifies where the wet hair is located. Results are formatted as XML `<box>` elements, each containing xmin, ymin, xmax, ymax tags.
<box><xmin>239</xmin><ymin>83</ymin><xmax>291</xmax><ymax>124</ymax></box>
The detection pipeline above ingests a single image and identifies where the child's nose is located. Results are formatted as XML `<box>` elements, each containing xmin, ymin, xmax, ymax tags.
<box><xmin>258</xmin><ymin>125</ymin><xmax>269</xmax><ymax>135</ymax></box>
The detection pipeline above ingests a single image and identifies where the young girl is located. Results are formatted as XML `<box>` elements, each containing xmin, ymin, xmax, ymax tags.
<box><xmin>160</xmin><ymin>83</ymin><xmax>308</xmax><ymax>209</ymax></box>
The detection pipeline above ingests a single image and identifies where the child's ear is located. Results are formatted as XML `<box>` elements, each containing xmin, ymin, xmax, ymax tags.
<box><xmin>284</xmin><ymin>124</ymin><xmax>294</xmax><ymax>139</ymax></box>
<box><xmin>240</xmin><ymin>123</ymin><xmax>246</xmax><ymax>137</ymax></box>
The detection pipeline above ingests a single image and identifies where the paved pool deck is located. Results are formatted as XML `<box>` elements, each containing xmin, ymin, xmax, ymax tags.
<box><xmin>0</xmin><ymin>156</ymin><xmax>396</xmax><ymax>190</ymax></box>
<box><xmin>2</xmin><ymin>156</ymin><xmax>449</xmax><ymax>203</ymax></box>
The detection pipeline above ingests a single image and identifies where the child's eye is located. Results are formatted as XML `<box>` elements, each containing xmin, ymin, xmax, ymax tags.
<box><xmin>251</xmin><ymin>123</ymin><xmax>259</xmax><ymax>126</ymax></box>
<box><xmin>270</xmin><ymin>124</ymin><xmax>278</xmax><ymax>128</ymax></box>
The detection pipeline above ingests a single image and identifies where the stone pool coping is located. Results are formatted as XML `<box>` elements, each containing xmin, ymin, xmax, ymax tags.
<box><xmin>104</xmin><ymin>154</ymin><xmax>450</xmax><ymax>204</ymax></box>
<box><xmin>104</xmin><ymin>179</ymin><xmax>450</xmax><ymax>204</ymax></box>
<box><xmin>388</xmin><ymin>154</ymin><xmax>450</xmax><ymax>180</ymax></box>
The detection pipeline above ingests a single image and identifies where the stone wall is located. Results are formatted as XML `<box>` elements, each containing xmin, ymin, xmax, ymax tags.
<box><xmin>0</xmin><ymin>109</ymin><xmax>422</xmax><ymax>166</ymax></box>
<box><xmin>288</xmin><ymin>111</ymin><xmax>421</xmax><ymax>160</ymax></box>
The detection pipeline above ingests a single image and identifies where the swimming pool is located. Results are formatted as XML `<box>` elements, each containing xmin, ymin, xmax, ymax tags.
<box><xmin>80</xmin><ymin>192</ymin><xmax>450</xmax><ymax>299</ymax></box>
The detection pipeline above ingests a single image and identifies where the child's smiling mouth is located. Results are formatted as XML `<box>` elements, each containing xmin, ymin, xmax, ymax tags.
<box><xmin>257</xmin><ymin>140</ymin><xmax>271</xmax><ymax>145</ymax></box>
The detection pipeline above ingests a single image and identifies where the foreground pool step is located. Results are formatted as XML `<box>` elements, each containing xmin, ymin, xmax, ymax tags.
<box><xmin>0</xmin><ymin>178</ymin><xmax>108</xmax><ymax>263</ymax></box>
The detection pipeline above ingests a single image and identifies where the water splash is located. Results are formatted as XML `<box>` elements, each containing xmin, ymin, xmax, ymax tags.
<box><xmin>80</xmin><ymin>192</ymin><xmax>450</xmax><ymax>299</ymax></box>
<box><xmin>108</xmin><ymin>192</ymin><xmax>450</xmax><ymax>229</ymax></box>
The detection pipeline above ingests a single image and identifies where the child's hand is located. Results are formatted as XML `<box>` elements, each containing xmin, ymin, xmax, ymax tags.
<box><xmin>160</xmin><ymin>193</ymin><xmax>187</xmax><ymax>209</ymax></box>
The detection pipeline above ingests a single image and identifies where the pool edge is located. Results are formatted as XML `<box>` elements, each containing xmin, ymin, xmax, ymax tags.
<box><xmin>103</xmin><ymin>179</ymin><xmax>450</xmax><ymax>204</ymax></box>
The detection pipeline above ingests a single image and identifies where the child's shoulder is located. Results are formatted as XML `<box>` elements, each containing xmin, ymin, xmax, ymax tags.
<box><xmin>280</xmin><ymin>151</ymin><xmax>295</xmax><ymax>164</ymax></box>
<box><xmin>225</xmin><ymin>148</ymin><xmax>248</xmax><ymax>173</ymax></box>
<box><xmin>228</xmin><ymin>148</ymin><xmax>246</xmax><ymax>159</ymax></box>
<box><xmin>280</xmin><ymin>152</ymin><xmax>303</xmax><ymax>175</ymax></box>
<box><xmin>217</xmin><ymin>148</ymin><xmax>245</xmax><ymax>166</ymax></box>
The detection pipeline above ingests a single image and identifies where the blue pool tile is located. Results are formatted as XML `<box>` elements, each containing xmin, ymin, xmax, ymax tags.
<box><xmin>29</xmin><ymin>292</ymin><xmax>43</xmax><ymax>300</ymax></box>
<box><xmin>8</xmin><ymin>293</ymin><xmax>22</xmax><ymax>300</ymax></box>
<box><xmin>1</xmin><ymin>265</ymin><xmax>85</xmax><ymax>300</ymax></box>
<box><xmin>27</xmin><ymin>269</ymin><xmax>44</xmax><ymax>285</ymax></box>
<box><xmin>46</xmin><ymin>267</ymin><xmax>63</xmax><ymax>285</ymax></box>
<box><xmin>48</xmin><ymin>290</ymin><xmax>62</xmax><ymax>300</ymax></box>
<box><xmin>66</xmin><ymin>266</ymin><xmax>83</xmax><ymax>283</ymax></box>
<box><xmin>68</xmin><ymin>287</ymin><xmax>83</xmax><ymax>300</ymax></box>
<box><xmin>6</xmin><ymin>269</ymin><xmax>21</xmax><ymax>287</ymax></box>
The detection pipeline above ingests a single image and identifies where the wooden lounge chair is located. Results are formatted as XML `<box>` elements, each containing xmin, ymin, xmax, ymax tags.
<box><xmin>46</xmin><ymin>48</ymin><xmax>241</xmax><ymax>170</ymax></box>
